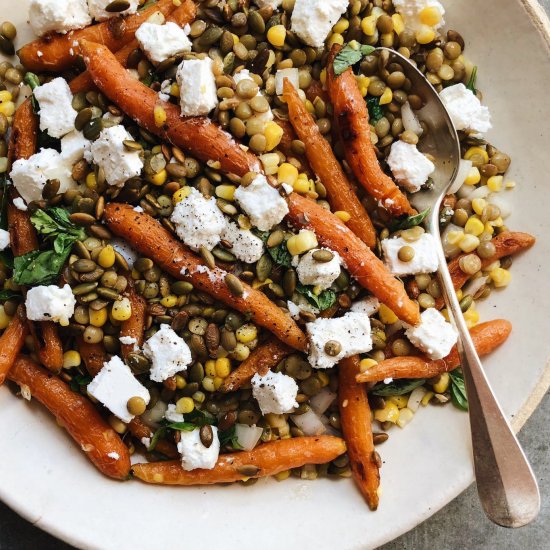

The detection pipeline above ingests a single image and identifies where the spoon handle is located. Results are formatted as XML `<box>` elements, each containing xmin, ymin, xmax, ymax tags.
<box><xmin>433</xmin><ymin>223</ymin><xmax>540</xmax><ymax>527</ymax></box>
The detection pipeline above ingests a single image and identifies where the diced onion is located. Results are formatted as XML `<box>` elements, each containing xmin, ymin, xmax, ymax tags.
<box><xmin>468</xmin><ymin>185</ymin><xmax>491</xmax><ymax>200</ymax></box>
<box><xmin>448</xmin><ymin>159</ymin><xmax>473</xmax><ymax>195</ymax></box>
<box><xmin>488</xmin><ymin>194</ymin><xmax>511</xmax><ymax>219</ymax></box>
<box><xmin>407</xmin><ymin>386</ymin><xmax>427</xmax><ymax>412</ymax></box>
<box><xmin>235</xmin><ymin>424</ymin><xmax>263</xmax><ymax>451</ymax></box>
<box><xmin>291</xmin><ymin>409</ymin><xmax>326</xmax><ymax>436</ymax></box>
<box><xmin>140</xmin><ymin>400</ymin><xmax>167</xmax><ymax>428</ymax></box>
<box><xmin>463</xmin><ymin>275</ymin><xmax>489</xmax><ymax>298</ymax></box>
<box><xmin>401</xmin><ymin>102</ymin><xmax>423</xmax><ymax>136</ymax></box>
<box><xmin>309</xmin><ymin>388</ymin><xmax>337</xmax><ymax>415</ymax></box>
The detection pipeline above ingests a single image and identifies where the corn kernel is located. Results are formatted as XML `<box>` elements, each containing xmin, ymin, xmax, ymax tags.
<box><xmin>213</xmin><ymin>376</ymin><xmax>224</xmax><ymax>390</ymax></box>
<box><xmin>98</xmin><ymin>245</ymin><xmax>116</xmax><ymax>268</ymax></box>
<box><xmin>471</xmin><ymin>198</ymin><xmax>487</xmax><ymax>216</ymax></box>
<box><xmin>173</xmin><ymin>186</ymin><xmax>191</xmax><ymax>204</ymax></box>
<box><xmin>490</xmin><ymin>216</ymin><xmax>504</xmax><ymax>228</ymax></box>
<box><xmin>464</xmin><ymin>166</ymin><xmax>481</xmax><ymax>185</ymax></box>
<box><xmin>160</xmin><ymin>294</ymin><xmax>178</xmax><ymax>308</ymax></box>
<box><xmin>433</xmin><ymin>372</ymin><xmax>450</xmax><ymax>393</ymax></box>
<box><xmin>176</xmin><ymin>397</ymin><xmax>195</xmax><ymax>414</ymax></box>
<box><xmin>374</xmin><ymin>401</ymin><xmax>400</xmax><ymax>423</ymax></box>
<box><xmin>173</xmin><ymin>0</ymin><xmax>182</xmax><ymax>7</ymax></box>
<box><xmin>392</xmin><ymin>13</ymin><xmax>405</xmax><ymax>34</ymax></box>
<box><xmin>356</xmin><ymin>75</ymin><xmax>371</xmax><ymax>97</ymax></box>
<box><xmin>205</xmin><ymin>360</ymin><xmax>217</xmax><ymax>377</ymax></box>
<box><xmin>275</xmin><ymin>470</ymin><xmax>291</xmax><ymax>481</ymax></box>
<box><xmin>111</xmin><ymin>297</ymin><xmax>132</xmax><ymax>321</ymax></box>
<box><xmin>332</xmin><ymin>18</ymin><xmax>349</xmax><ymax>34</ymax></box>
<box><xmin>267</xmin><ymin>25</ymin><xmax>286</xmax><ymax>47</ymax></box>
<box><xmin>85</xmin><ymin>172</ymin><xmax>97</xmax><ymax>190</ymax></box>
<box><xmin>277</xmin><ymin>163</ymin><xmax>299</xmax><ymax>186</ymax></box>
<box><xmin>379</xmin><ymin>87</ymin><xmax>393</xmax><ymax>105</ymax></box>
<box><xmin>505</xmin><ymin>180</ymin><xmax>516</xmax><ymax>189</ymax></box>
<box><xmin>236</xmin><ymin>323</ymin><xmax>258</xmax><ymax>344</ymax></box>
<box><xmin>421</xmin><ymin>391</ymin><xmax>434</xmax><ymax>406</ymax></box>
<box><xmin>131</xmin><ymin>268</ymin><xmax>140</xmax><ymax>280</ymax></box>
<box><xmin>416</xmin><ymin>25</ymin><xmax>435</xmax><ymax>44</ymax></box>
<box><xmin>420</xmin><ymin>6</ymin><xmax>443</xmax><ymax>26</ymax></box>
<box><xmin>202</xmin><ymin>376</ymin><xmax>216</xmax><ymax>392</ymax></box>
<box><xmin>441</xmin><ymin>308</ymin><xmax>450</xmax><ymax>321</ymax></box>
<box><xmin>215</xmin><ymin>184</ymin><xmax>236</xmax><ymax>201</ymax></box>
<box><xmin>361</xmin><ymin>15</ymin><xmax>377</xmax><ymax>35</ymax></box>
<box><xmin>458</xmin><ymin>234</ymin><xmax>480</xmax><ymax>253</ymax></box>
<box><xmin>154</xmin><ymin>105</ymin><xmax>167</xmax><ymax>127</ymax></box>
<box><xmin>464</xmin><ymin>217</ymin><xmax>484</xmax><ymax>237</ymax></box>
<box><xmin>379</xmin><ymin>304</ymin><xmax>398</xmax><ymax>325</ymax></box>
<box><xmin>231</xmin><ymin>33</ymin><xmax>239</xmax><ymax>45</ymax></box>
<box><xmin>63</xmin><ymin>350</ymin><xmax>81</xmax><ymax>369</ymax></box>
<box><xmin>320</xmin><ymin>68</ymin><xmax>327</xmax><ymax>86</ymax></box>
<box><xmin>0</xmin><ymin>90</ymin><xmax>13</xmax><ymax>103</ymax></box>
<box><xmin>231</xmin><ymin>343</ymin><xmax>251</xmax><ymax>361</ymax></box>
<box><xmin>287</xmin><ymin>230</ymin><xmax>318</xmax><ymax>256</ymax></box>
<box><xmin>327</xmin><ymin>32</ymin><xmax>344</xmax><ymax>49</ymax></box>
<box><xmin>0</xmin><ymin>101</ymin><xmax>15</xmax><ymax>117</ymax></box>
<box><xmin>149</xmin><ymin>169</ymin><xmax>167</xmax><ymax>186</ymax></box>
<box><xmin>170</xmin><ymin>82</ymin><xmax>180</xmax><ymax>97</ymax></box>
<box><xmin>388</xmin><ymin>395</ymin><xmax>408</xmax><ymax>409</ymax></box>
<box><xmin>484</xmin><ymin>223</ymin><xmax>495</xmax><ymax>236</ymax></box>
<box><xmin>487</xmin><ymin>175</ymin><xmax>503</xmax><ymax>192</ymax></box>
<box><xmin>175</xmin><ymin>375</ymin><xmax>186</xmax><ymax>389</ymax></box>
<box><xmin>317</xmin><ymin>371</ymin><xmax>330</xmax><ymax>387</ymax></box>
<box><xmin>304</xmin><ymin>99</ymin><xmax>315</xmax><ymax>115</ymax></box>
<box><xmin>447</xmin><ymin>230</ymin><xmax>465</xmax><ymax>245</ymax></box>
<box><xmin>215</xmin><ymin>357</ymin><xmax>232</xmax><ymax>378</ymax></box>
<box><xmin>0</xmin><ymin>305</ymin><xmax>11</xmax><ymax>330</ymax></box>
<box><xmin>252</xmin><ymin>277</ymin><xmax>272</xmax><ymax>289</ymax></box>
<box><xmin>334</xmin><ymin>210</ymin><xmax>351</xmax><ymax>222</ymax></box>
<box><xmin>293</xmin><ymin>176</ymin><xmax>310</xmax><ymax>194</ymax></box>
<box><xmin>89</xmin><ymin>308</ymin><xmax>108</xmax><ymax>327</ymax></box>
<box><xmin>359</xmin><ymin>358</ymin><xmax>378</xmax><ymax>372</ymax></box>
<box><xmin>397</xmin><ymin>407</ymin><xmax>415</xmax><ymax>428</ymax></box>
<box><xmin>264</xmin><ymin>121</ymin><xmax>283</xmax><ymax>151</ymax></box>
<box><xmin>464</xmin><ymin>307</ymin><xmax>480</xmax><ymax>328</ymax></box>
<box><xmin>456</xmin><ymin>289</ymin><xmax>463</xmax><ymax>301</ymax></box>
<box><xmin>490</xmin><ymin>267</ymin><xmax>511</xmax><ymax>288</ymax></box>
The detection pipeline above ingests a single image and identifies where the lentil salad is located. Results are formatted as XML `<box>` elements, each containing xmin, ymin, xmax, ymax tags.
<box><xmin>0</xmin><ymin>0</ymin><xmax>536</xmax><ymax>507</ymax></box>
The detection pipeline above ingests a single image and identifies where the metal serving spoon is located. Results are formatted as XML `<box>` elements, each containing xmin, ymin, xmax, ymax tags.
<box><xmin>377</xmin><ymin>47</ymin><xmax>540</xmax><ymax>528</ymax></box>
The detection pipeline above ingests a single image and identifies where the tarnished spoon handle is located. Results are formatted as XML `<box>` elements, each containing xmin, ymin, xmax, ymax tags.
<box><xmin>428</xmin><ymin>215</ymin><xmax>540</xmax><ymax>528</ymax></box>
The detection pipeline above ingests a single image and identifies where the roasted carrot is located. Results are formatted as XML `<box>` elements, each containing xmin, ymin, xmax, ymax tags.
<box><xmin>7</xmin><ymin>195</ymin><xmax>39</xmax><ymax>257</ymax></box>
<box><xmin>77</xmin><ymin>336</ymin><xmax>108</xmax><ymax>377</ymax></box>
<box><xmin>326</xmin><ymin>45</ymin><xmax>414</xmax><ymax>217</ymax></box>
<box><xmin>18</xmin><ymin>0</ymin><xmax>178</xmax><ymax>73</ymax></box>
<box><xmin>284</xmin><ymin>79</ymin><xmax>377</xmax><ymax>249</ymax></box>
<box><xmin>7</xmin><ymin>99</ymin><xmax>38</xmax><ymax>164</ymax></box>
<box><xmin>339</xmin><ymin>355</ymin><xmax>380</xmax><ymax>510</ymax></box>
<box><xmin>219</xmin><ymin>338</ymin><xmax>292</xmax><ymax>393</ymax></box>
<box><xmin>120</xmin><ymin>278</ymin><xmax>147</xmax><ymax>360</ymax></box>
<box><xmin>128</xmin><ymin>417</ymin><xmax>179</xmax><ymax>459</ymax></box>
<box><xmin>28</xmin><ymin>320</ymin><xmax>64</xmax><ymax>372</ymax></box>
<box><xmin>356</xmin><ymin>319</ymin><xmax>512</xmax><ymax>383</ymax></box>
<box><xmin>287</xmin><ymin>193</ymin><xmax>420</xmax><ymax>326</ymax></box>
<box><xmin>79</xmin><ymin>40</ymin><xmax>261</xmax><ymax>176</ymax></box>
<box><xmin>69</xmin><ymin>0</ymin><xmax>197</xmax><ymax>94</ymax></box>
<box><xmin>0</xmin><ymin>306</ymin><xmax>28</xmax><ymax>385</ymax></box>
<box><xmin>132</xmin><ymin>436</ymin><xmax>346</xmax><ymax>485</ymax></box>
<box><xmin>104</xmin><ymin>203</ymin><xmax>307</xmax><ymax>351</ymax></box>
<box><xmin>8</xmin><ymin>356</ymin><xmax>130</xmax><ymax>480</ymax></box>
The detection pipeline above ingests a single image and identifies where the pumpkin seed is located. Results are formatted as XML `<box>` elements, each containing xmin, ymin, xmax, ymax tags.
<box><xmin>267</xmin><ymin>229</ymin><xmax>284</xmax><ymax>248</ymax></box>
<box><xmin>256</xmin><ymin>254</ymin><xmax>272</xmax><ymax>282</ymax></box>
<box><xmin>282</xmin><ymin>269</ymin><xmax>297</xmax><ymax>297</ymax></box>
<box><xmin>199</xmin><ymin>26</ymin><xmax>223</xmax><ymax>46</ymax></box>
<box><xmin>72</xmin><ymin>282</ymin><xmax>99</xmax><ymax>296</ymax></box>
<box><xmin>220</xmin><ymin>328</ymin><xmax>237</xmax><ymax>351</ymax></box>
<box><xmin>97</xmin><ymin>287</ymin><xmax>121</xmax><ymax>301</ymax></box>
<box><xmin>225</xmin><ymin>273</ymin><xmax>244</xmax><ymax>297</ymax></box>
<box><xmin>237</xmin><ymin>465</ymin><xmax>260</xmax><ymax>477</ymax></box>
<box><xmin>127</xmin><ymin>353</ymin><xmax>151</xmax><ymax>374</ymax></box>
<box><xmin>212</xmin><ymin>247</ymin><xmax>236</xmax><ymax>262</ymax></box>
<box><xmin>199</xmin><ymin>425</ymin><xmax>214</xmax><ymax>448</ymax></box>
<box><xmin>373</xmin><ymin>432</ymin><xmax>389</xmax><ymax>445</ymax></box>
<box><xmin>324</xmin><ymin>340</ymin><xmax>342</xmax><ymax>357</ymax></box>
<box><xmin>106</xmin><ymin>0</ymin><xmax>130</xmax><ymax>13</ymax></box>
<box><xmin>75</xmin><ymin>108</ymin><xmax>93</xmax><ymax>132</ymax></box>
<box><xmin>123</xmin><ymin>139</ymin><xmax>142</xmax><ymax>151</ymax></box>
<box><xmin>42</xmin><ymin>179</ymin><xmax>60</xmax><ymax>200</ymax></box>
<box><xmin>199</xmin><ymin>246</ymin><xmax>216</xmax><ymax>269</ymax></box>
<box><xmin>0</xmin><ymin>34</ymin><xmax>14</xmax><ymax>56</ymax></box>
<box><xmin>73</xmin><ymin>259</ymin><xmax>97</xmax><ymax>273</ymax></box>
<box><xmin>312</xmin><ymin>249</ymin><xmax>334</xmax><ymax>263</ymax></box>
<box><xmin>79</xmin><ymin>268</ymin><xmax>105</xmax><ymax>283</ymax></box>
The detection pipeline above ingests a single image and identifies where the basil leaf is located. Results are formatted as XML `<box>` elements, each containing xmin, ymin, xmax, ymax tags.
<box><xmin>147</xmin><ymin>426</ymin><xmax>168</xmax><ymax>452</ymax></box>
<box><xmin>13</xmin><ymin>245</ymin><xmax>73</xmax><ymax>286</ymax></box>
<box><xmin>69</xmin><ymin>374</ymin><xmax>92</xmax><ymax>393</ymax></box>
<box><xmin>389</xmin><ymin>208</ymin><xmax>430</xmax><ymax>232</ymax></box>
<box><xmin>184</xmin><ymin>408</ymin><xmax>216</xmax><ymax>426</ymax></box>
<box><xmin>31</xmin><ymin>208</ymin><xmax>86</xmax><ymax>241</ymax></box>
<box><xmin>296</xmin><ymin>283</ymin><xmax>337</xmax><ymax>312</ymax></box>
<box><xmin>218</xmin><ymin>425</ymin><xmax>243</xmax><ymax>450</ymax></box>
<box><xmin>449</xmin><ymin>369</ymin><xmax>468</xmax><ymax>411</ymax></box>
<box><xmin>166</xmin><ymin>421</ymin><xmax>196</xmax><ymax>432</ymax></box>
<box><xmin>333</xmin><ymin>43</ymin><xmax>376</xmax><ymax>76</ymax></box>
<box><xmin>466</xmin><ymin>66</ymin><xmax>478</xmax><ymax>94</ymax></box>
<box><xmin>256</xmin><ymin>230</ymin><xmax>293</xmax><ymax>268</ymax></box>
<box><xmin>366</xmin><ymin>96</ymin><xmax>384</xmax><ymax>124</ymax></box>
<box><xmin>371</xmin><ymin>378</ymin><xmax>426</xmax><ymax>396</ymax></box>
<box><xmin>0</xmin><ymin>289</ymin><xmax>22</xmax><ymax>301</ymax></box>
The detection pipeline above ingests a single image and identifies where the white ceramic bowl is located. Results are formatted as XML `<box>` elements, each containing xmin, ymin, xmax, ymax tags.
<box><xmin>1</xmin><ymin>1</ymin><xmax>549</xmax><ymax>548</ymax></box>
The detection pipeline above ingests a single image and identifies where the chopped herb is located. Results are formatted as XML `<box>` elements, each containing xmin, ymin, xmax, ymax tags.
<box><xmin>69</xmin><ymin>374</ymin><xmax>92</xmax><ymax>393</ymax></box>
<box><xmin>0</xmin><ymin>252</ymin><xmax>13</xmax><ymax>269</ymax></box>
<box><xmin>218</xmin><ymin>425</ymin><xmax>243</xmax><ymax>450</ymax></box>
<box><xmin>296</xmin><ymin>283</ymin><xmax>337</xmax><ymax>311</ymax></box>
<box><xmin>257</xmin><ymin>231</ymin><xmax>292</xmax><ymax>268</ymax></box>
<box><xmin>466</xmin><ymin>66</ymin><xmax>478</xmax><ymax>94</ymax></box>
<box><xmin>148</xmin><ymin>420</ymin><xmax>203</xmax><ymax>453</ymax></box>
<box><xmin>184</xmin><ymin>408</ymin><xmax>216</xmax><ymax>426</ymax></box>
<box><xmin>333</xmin><ymin>43</ymin><xmax>376</xmax><ymax>76</ymax></box>
<box><xmin>366</xmin><ymin>96</ymin><xmax>384</xmax><ymax>124</ymax></box>
<box><xmin>24</xmin><ymin>72</ymin><xmax>41</xmax><ymax>114</ymax></box>
<box><xmin>389</xmin><ymin>208</ymin><xmax>430</xmax><ymax>232</ymax></box>
<box><xmin>371</xmin><ymin>378</ymin><xmax>426</xmax><ymax>396</ymax></box>
<box><xmin>449</xmin><ymin>369</ymin><xmax>468</xmax><ymax>411</ymax></box>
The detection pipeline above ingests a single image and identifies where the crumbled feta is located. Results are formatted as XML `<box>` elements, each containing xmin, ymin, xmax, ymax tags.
<box><xmin>111</xmin><ymin>238</ymin><xmax>138</xmax><ymax>269</ymax></box>
<box><xmin>108</xmin><ymin>452</ymin><xmax>120</xmax><ymax>460</ymax></box>
<box><xmin>135</xmin><ymin>22</ymin><xmax>192</xmax><ymax>64</ymax></box>
<box><xmin>90</xmin><ymin>125</ymin><xmax>144</xmax><ymax>187</ymax></box>
<box><xmin>253</xmin><ymin>0</ymin><xmax>282</xmax><ymax>9</ymax></box>
<box><xmin>233</xmin><ymin>69</ymin><xmax>273</xmax><ymax>126</ymax></box>
<box><xmin>0</xmin><ymin>229</ymin><xmax>9</xmax><ymax>251</ymax></box>
<box><xmin>143</xmin><ymin>324</ymin><xmax>192</xmax><ymax>383</ymax></box>
<box><xmin>33</xmin><ymin>78</ymin><xmax>77</xmax><ymax>139</ymax></box>
<box><xmin>387</xmin><ymin>140</ymin><xmax>435</xmax><ymax>193</ymax></box>
<box><xmin>178</xmin><ymin>426</ymin><xmax>220</xmax><ymax>471</ymax></box>
<box><xmin>307</xmin><ymin>311</ymin><xmax>373</xmax><ymax>369</ymax></box>
<box><xmin>291</xmin><ymin>0</ymin><xmax>349</xmax><ymax>48</ymax></box>
<box><xmin>286</xmin><ymin>299</ymin><xmax>319</xmax><ymax>321</ymax></box>
<box><xmin>141</xmin><ymin>436</ymin><xmax>151</xmax><ymax>448</ymax></box>
<box><xmin>381</xmin><ymin>233</ymin><xmax>439</xmax><ymax>276</ymax></box>
<box><xmin>10</xmin><ymin>148</ymin><xmax>74</xmax><ymax>205</ymax></box>
<box><xmin>165</xmin><ymin>404</ymin><xmax>185</xmax><ymax>423</ymax></box>
<box><xmin>87</xmin><ymin>356</ymin><xmax>150</xmax><ymax>423</ymax></box>
<box><xmin>405</xmin><ymin>308</ymin><xmax>458</xmax><ymax>360</ymax></box>
<box><xmin>170</xmin><ymin>188</ymin><xmax>226</xmax><ymax>251</ymax></box>
<box><xmin>275</xmin><ymin>68</ymin><xmax>300</xmax><ymax>96</ymax></box>
<box><xmin>176</xmin><ymin>58</ymin><xmax>218</xmax><ymax>116</ymax></box>
<box><xmin>29</xmin><ymin>0</ymin><xmax>91</xmax><ymax>36</ymax></box>
<box><xmin>440</xmin><ymin>83</ymin><xmax>492</xmax><ymax>134</ymax></box>
<box><xmin>88</xmin><ymin>0</ymin><xmax>139</xmax><ymax>21</ymax></box>
<box><xmin>25</xmin><ymin>284</ymin><xmax>76</xmax><ymax>326</ymax></box>
<box><xmin>234</xmin><ymin>175</ymin><xmax>289</xmax><ymax>231</ymax></box>
<box><xmin>60</xmin><ymin>130</ymin><xmax>92</xmax><ymax>166</ymax></box>
<box><xmin>220</xmin><ymin>221</ymin><xmax>264</xmax><ymax>264</ymax></box>
<box><xmin>296</xmin><ymin>248</ymin><xmax>341</xmax><ymax>290</ymax></box>
<box><xmin>392</xmin><ymin>0</ymin><xmax>445</xmax><ymax>31</ymax></box>
<box><xmin>119</xmin><ymin>335</ymin><xmax>138</xmax><ymax>347</ymax></box>
<box><xmin>251</xmin><ymin>370</ymin><xmax>298</xmax><ymax>415</ymax></box>
<box><xmin>13</xmin><ymin>198</ymin><xmax>27</xmax><ymax>211</ymax></box>
<box><xmin>350</xmin><ymin>296</ymin><xmax>380</xmax><ymax>317</ymax></box>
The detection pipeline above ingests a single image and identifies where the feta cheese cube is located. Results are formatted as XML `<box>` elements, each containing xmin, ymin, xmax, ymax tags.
<box><xmin>296</xmin><ymin>248</ymin><xmax>341</xmax><ymax>290</ymax></box>
<box><xmin>143</xmin><ymin>324</ymin><xmax>192</xmax><ymax>383</ymax></box>
<box><xmin>165</xmin><ymin>403</ymin><xmax>185</xmax><ymax>423</ymax></box>
<box><xmin>87</xmin><ymin>356</ymin><xmax>150</xmax><ymax>423</ymax></box>
<box><xmin>405</xmin><ymin>308</ymin><xmax>458</xmax><ymax>360</ymax></box>
<box><xmin>170</xmin><ymin>188</ymin><xmax>226</xmax><ymax>251</ymax></box>
<box><xmin>135</xmin><ymin>22</ymin><xmax>192</xmax><ymax>64</ymax></box>
<box><xmin>253</xmin><ymin>0</ymin><xmax>282</xmax><ymax>9</ymax></box>
<box><xmin>88</xmin><ymin>0</ymin><xmax>139</xmax><ymax>22</ymax></box>
<box><xmin>177</xmin><ymin>426</ymin><xmax>220</xmax><ymax>470</ymax></box>
<box><xmin>392</xmin><ymin>0</ymin><xmax>445</xmax><ymax>31</ymax></box>
<box><xmin>387</xmin><ymin>140</ymin><xmax>435</xmax><ymax>193</ymax></box>
<box><xmin>0</xmin><ymin>229</ymin><xmax>10</xmax><ymax>251</ymax></box>
<box><xmin>251</xmin><ymin>370</ymin><xmax>299</xmax><ymax>415</ymax></box>
<box><xmin>306</xmin><ymin>311</ymin><xmax>373</xmax><ymax>369</ymax></box>
<box><xmin>440</xmin><ymin>83</ymin><xmax>492</xmax><ymax>134</ymax></box>
<box><xmin>33</xmin><ymin>78</ymin><xmax>78</xmax><ymax>138</ymax></box>
<box><xmin>61</xmin><ymin>130</ymin><xmax>92</xmax><ymax>166</ymax></box>
<box><xmin>10</xmin><ymin>148</ymin><xmax>74</xmax><ymax>205</ymax></box>
<box><xmin>291</xmin><ymin>0</ymin><xmax>349</xmax><ymax>48</ymax></box>
<box><xmin>176</xmin><ymin>58</ymin><xmax>218</xmax><ymax>117</ymax></box>
<box><xmin>275</xmin><ymin>68</ymin><xmax>300</xmax><ymax>96</ymax></box>
<box><xmin>220</xmin><ymin>221</ymin><xmax>264</xmax><ymax>264</ymax></box>
<box><xmin>234</xmin><ymin>175</ymin><xmax>289</xmax><ymax>231</ymax></box>
<box><xmin>350</xmin><ymin>296</ymin><xmax>380</xmax><ymax>317</ymax></box>
<box><xmin>29</xmin><ymin>0</ymin><xmax>91</xmax><ymax>36</ymax></box>
<box><xmin>90</xmin><ymin>125</ymin><xmax>144</xmax><ymax>187</ymax></box>
<box><xmin>381</xmin><ymin>233</ymin><xmax>439</xmax><ymax>276</ymax></box>
<box><xmin>25</xmin><ymin>284</ymin><xmax>76</xmax><ymax>326</ymax></box>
